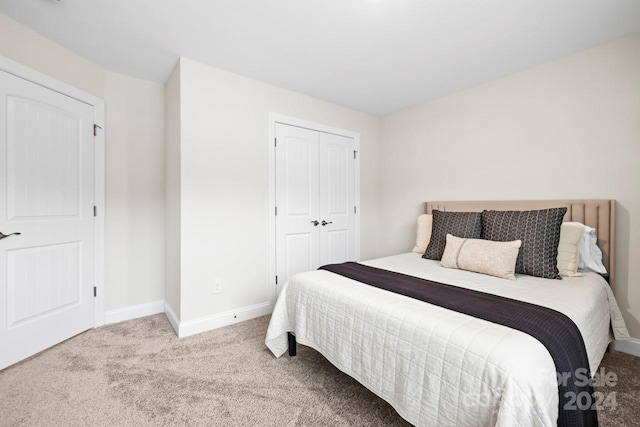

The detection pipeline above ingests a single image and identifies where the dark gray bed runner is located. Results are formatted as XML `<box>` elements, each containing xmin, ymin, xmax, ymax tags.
<box><xmin>319</xmin><ymin>262</ymin><xmax>597</xmax><ymax>427</ymax></box>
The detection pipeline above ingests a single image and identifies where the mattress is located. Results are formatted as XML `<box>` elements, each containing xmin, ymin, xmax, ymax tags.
<box><xmin>265</xmin><ymin>252</ymin><xmax>629</xmax><ymax>427</ymax></box>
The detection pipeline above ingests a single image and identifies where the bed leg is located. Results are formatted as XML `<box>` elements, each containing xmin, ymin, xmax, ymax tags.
<box><xmin>607</xmin><ymin>342</ymin><xmax>615</xmax><ymax>353</ymax></box>
<box><xmin>288</xmin><ymin>332</ymin><xmax>297</xmax><ymax>357</ymax></box>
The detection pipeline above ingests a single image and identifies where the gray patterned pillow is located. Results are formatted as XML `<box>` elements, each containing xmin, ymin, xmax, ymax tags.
<box><xmin>423</xmin><ymin>210</ymin><xmax>482</xmax><ymax>260</ymax></box>
<box><xmin>481</xmin><ymin>207</ymin><xmax>567</xmax><ymax>279</ymax></box>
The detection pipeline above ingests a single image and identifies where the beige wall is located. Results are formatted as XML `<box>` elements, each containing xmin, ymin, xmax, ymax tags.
<box><xmin>177</xmin><ymin>57</ymin><xmax>381</xmax><ymax>322</ymax></box>
<box><xmin>378</xmin><ymin>33</ymin><xmax>640</xmax><ymax>338</ymax></box>
<box><xmin>164</xmin><ymin>62</ymin><xmax>182</xmax><ymax>317</ymax></box>
<box><xmin>0</xmin><ymin>13</ymin><xmax>104</xmax><ymax>98</ymax></box>
<box><xmin>104</xmin><ymin>71</ymin><xmax>165</xmax><ymax>309</ymax></box>
<box><xmin>0</xmin><ymin>13</ymin><xmax>166</xmax><ymax>313</ymax></box>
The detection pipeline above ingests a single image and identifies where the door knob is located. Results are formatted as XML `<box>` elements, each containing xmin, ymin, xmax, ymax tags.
<box><xmin>321</xmin><ymin>220</ymin><xmax>333</xmax><ymax>226</ymax></box>
<box><xmin>310</xmin><ymin>220</ymin><xmax>319</xmax><ymax>226</ymax></box>
<box><xmin>0</xmin><ymin>231</ymin><xmax>21</xmax><ymax>240</ymax></box>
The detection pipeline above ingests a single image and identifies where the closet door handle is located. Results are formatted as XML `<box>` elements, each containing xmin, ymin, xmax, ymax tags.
<box><xmin>310</xmin><ymin>220</ymin><xmax>319</xmax><ymax>227</ymax></box>
<box><xmin>0</xmin><ymin>231</ymin><xmax>21</xmax><ymax>241</ymax></box>
<box><xmin>321</xmin><ymin>221</ymin><xmax>332</xmax><ymax>226</ymax></box>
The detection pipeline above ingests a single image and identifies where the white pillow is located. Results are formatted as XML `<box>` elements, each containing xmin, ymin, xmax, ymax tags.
<box><xmin>557</xmin><ymin>222</ymin><xmax>584</xmax><ymax>277</ymax></box>
<box><xmin>440</xmin><ymin>234</ymin><xmax>522</xmax><ymax>280</ymax></box>
<box><xmin>578</xmin><ymin>225</ymin><xmax>607</xmax><ymax>274</ymax></box>
<box><xmin>412</xmin><ymin>214</ymin><xmax>433</xmax><ymax>254</ymax></box>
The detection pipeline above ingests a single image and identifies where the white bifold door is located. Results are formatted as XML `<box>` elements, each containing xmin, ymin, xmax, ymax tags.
<box><xmin>0</xmin><ymin>70</ymin><xmax>96</xmax><ymax>370</ymax></box>
<box><xmin>275</xmin><ymin>123</ymin><xmax>356</xmax><ymax>297</ymax></box>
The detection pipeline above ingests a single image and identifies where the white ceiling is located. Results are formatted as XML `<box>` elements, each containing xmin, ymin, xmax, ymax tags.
<box><xmin>1</xmin><ymin>0</ymin><xmax>639</xmax><ymax>115</ymax></box>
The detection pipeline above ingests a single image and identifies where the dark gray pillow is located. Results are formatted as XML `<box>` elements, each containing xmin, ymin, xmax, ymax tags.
<box><xmin>481</xmin><ymin>207</ymin><xmax>567</xmax><ymax>279</ymax></box>
<box><xmin>423</xmin><ymin>210</ymin><xmax>482</xmax><ymax>260</ymax></box>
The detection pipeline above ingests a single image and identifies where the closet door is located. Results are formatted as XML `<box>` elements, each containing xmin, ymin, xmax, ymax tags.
<box><xmin>319</xmin><ymin>132</ymin><xmax>355</xmax><ymax>265</ymax></box>
<box><xmin>274</xmin><ymin>121</ymin><xmax>357</xmax><ymax>299</ymax></box>
<box><xmin>275</xmin><ymin>124</ymin><xmax>320</xmax><ymax>292</ymax></box>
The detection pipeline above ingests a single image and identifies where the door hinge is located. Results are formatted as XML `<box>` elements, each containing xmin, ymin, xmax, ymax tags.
<box><xmin>274</xmin><ymin>137</ymin><xmax>277</xmax><ymax>147</ymax></box>
<box><xmin>354</xmin><ymin>206</ymin><xmax>357</xmax><ymax>214</ymax></box>
<box><xmin>275</xmin><ymin>276</ymin><xmax>278</xmax><ymax>285</ymax></box>
<box><xmin>94</xmin><ymin>124</ymin><xmax>102</xmax><ymax>137</ymax></box>
<box><xmin>93</xmin><ymin>206</ymin><xmax>97</xmax><ymax>217</ymax></box>
<box><xmin>354</xmin><ymin>150</ymin><xmax>358</xmax><ymax>159</ymax></box>
<box><xmin>93</xmin><ymin>286</ymin><xmax>97</xmax><ymax>297</ymax></box>
<box><xmin>275</xmin><ymin>206</ymin><xmax>278</xmax><ymax>216</ymax></box>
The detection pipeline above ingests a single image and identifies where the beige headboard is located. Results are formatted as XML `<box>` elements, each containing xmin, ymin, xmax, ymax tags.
<box><xmin>425</xmin><ymin>200</ymin><xmax>616</xmax><ymax>289</ymax></box>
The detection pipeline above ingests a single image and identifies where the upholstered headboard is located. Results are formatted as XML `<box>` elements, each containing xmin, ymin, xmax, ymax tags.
<box><xmin>425</xmin><ymin>200</ymin><xmax>616</xmax><ymax>288</ymax></box>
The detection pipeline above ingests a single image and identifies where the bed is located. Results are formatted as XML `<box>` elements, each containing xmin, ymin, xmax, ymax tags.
<box><xmin>265</xmin><ymin>199</ymin><xmax>629</xmax><ymax>427</ymax></box>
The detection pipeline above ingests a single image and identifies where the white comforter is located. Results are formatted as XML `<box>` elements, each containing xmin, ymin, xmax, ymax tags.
<box><xmin>265</xmin><ymin>253</ymin><xmax>629</xmax><ymax>427</ymax></box>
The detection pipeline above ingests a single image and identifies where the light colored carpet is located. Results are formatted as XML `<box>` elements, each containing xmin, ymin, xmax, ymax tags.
<box><xmin>0</xmin><ymin>315</ymin><xmax>409</xmax><ymax>426</ymax></box>
<box><xmin>0</xmin><ymin>314</ymin><xmax>637</xmax><ymax>426</ymax></box>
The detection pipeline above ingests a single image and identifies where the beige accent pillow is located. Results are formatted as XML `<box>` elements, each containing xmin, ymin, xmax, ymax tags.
<box><xmin>557</xmin><ymin>222</ymin><xmax>585</xmax><ymax>277</ymax></box>
<box><xmin>412</xmin><ymin>214</ymin><xmax>433</xmax><ymax>254</ymax></box>
<box><xmin>441</xmin><ymin>234</ymin><xmax>522</xmax><ymax>280</ymax></box>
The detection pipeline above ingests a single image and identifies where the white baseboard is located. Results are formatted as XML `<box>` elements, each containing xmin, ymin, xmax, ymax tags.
<box><xmin>105</xmin><ymin>300</ymin><xmax>165</xmax><ymax>325</ymax></box>
<box><xmin>177</xmin><ymin>302</ymin><xmax>272</xmax><ymax>338</ymax></box>
<box><xmin>109</xmin><ymin>299</ymin><xmax>272</xmax><ymax>339</ymax></box>
<box><xmin>164</xmin><ymin>302</ymin><xmax>180</xmax><ymax>336</ymax></box>
<box><xmin>615</xmin><ymin>338</ymin><xmax>640</xmax><ymax>357</ymax></box>
<box><xmin>105</xmin><ymin>301</ymin><xmax>272</xmax><ymax>338</ymax></box>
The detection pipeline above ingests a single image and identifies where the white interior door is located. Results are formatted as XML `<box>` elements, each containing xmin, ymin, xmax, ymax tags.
<box><xmin>275</xmin><ymin>123</ymin><xmax>320</xmax><ymax>296</ymax></box>
<box><xmin>274</xmin><ymin>122</ymin><xmax>357</xmax><ymax>298</ymax></box>
<box><xmin>319</xmin><ymin>132</ymin><xmax>355</xmax><ymax>265</ymax></box>
<box><xmin>0</xmin><ymin>70</ymin><xmax>96</xmax><ymax>370</ymax></box>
